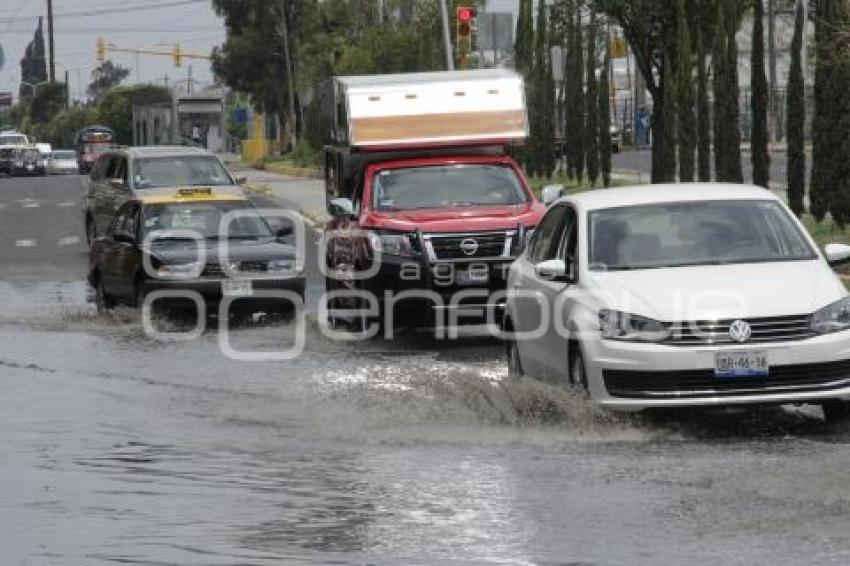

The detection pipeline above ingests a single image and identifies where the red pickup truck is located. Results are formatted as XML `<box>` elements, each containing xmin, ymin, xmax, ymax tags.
<box><xmin>321</xmin><ymin>70</ymin><xmax>545</xmax><ymax>333</ymax></box>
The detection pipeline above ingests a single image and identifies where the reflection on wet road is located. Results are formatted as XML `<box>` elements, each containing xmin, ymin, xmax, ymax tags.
<box><xmin>2</xmin><ymin>175</ymin><xmax>850</xmax><ymax>565</ymax></box>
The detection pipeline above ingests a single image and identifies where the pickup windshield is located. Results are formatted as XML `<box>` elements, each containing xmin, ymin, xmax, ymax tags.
<box><xmin>588</xmin><ymin>200</ymin><xmax>816</xmax><ymax>271</ymax></box>
<box><xmin>0</xmin><ymin>135</ymin><xmax>27</xmax><ymax>146</ymax></box>
<box><xmin>372</xmin><ymin>164</ymin><xmax>528</xmax><ymax>211</ymax></box>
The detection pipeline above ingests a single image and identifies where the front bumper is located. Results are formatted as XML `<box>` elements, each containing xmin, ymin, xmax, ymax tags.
<box><xmin>582</xmin><ymin>331</ymin><xmax>850</xmax><ymax>410</ymax></box>
<box><xmin>141</xmin><ymin>276</ymin><xmax>306</xmax><ymax>310</ymax></box>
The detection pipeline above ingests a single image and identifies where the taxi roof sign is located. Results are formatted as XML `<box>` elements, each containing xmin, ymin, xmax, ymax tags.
<box><xmin>139</xmin><ymin>186</ymin><xmax>246</xmax><ymax>205</ymax></box>
<box><xmin>177</xmin><ymin>187</ymin><xmax>212</xmax><ymax>197</ymax></box>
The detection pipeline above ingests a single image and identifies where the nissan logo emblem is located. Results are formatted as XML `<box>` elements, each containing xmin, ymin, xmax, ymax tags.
<box><xmin>728</xmin><ymin>319</ymin><xmax>752</xmax><ymax>343</ymax></box>
<box><xmin>460</xmin><ymin>238</ymin><xmax>479</xmax><ymax>256</ymax></box>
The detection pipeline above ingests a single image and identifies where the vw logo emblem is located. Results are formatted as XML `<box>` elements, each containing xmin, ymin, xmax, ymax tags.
<box><xmin>728</xmin><ymin>319</ymin><xmax>752</xmax><ymax>343</ymax></box>
<box><xmin>460</xmin><ymin>238</ymin><xmax>479</xmax><ymax>256</ymax></box>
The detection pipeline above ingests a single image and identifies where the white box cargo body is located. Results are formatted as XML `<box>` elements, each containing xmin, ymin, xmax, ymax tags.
<box><xmin>327</xmin><ymin>69</ymin><xmax>528</xmax><ymax>151</ymax></box>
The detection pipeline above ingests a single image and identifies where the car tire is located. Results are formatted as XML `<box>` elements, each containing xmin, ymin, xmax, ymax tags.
<box><xmin>568</xmin><ymin>341</ymin><xmax>589</xmax><ymax>394</ymax></box>
<box><xmin>94</xmin><ymin>276</ymin><xmax>114</xmax><ymax>313</ymax></box>
<box><xmin>85</xmin><ymin>215</ymin><xmax>96</xmax><ymax>246</ymax></box>
<box><xmin>822</xmin><ymin>401</ymin><xmax>850</xmax><ymax>424</ymax></box>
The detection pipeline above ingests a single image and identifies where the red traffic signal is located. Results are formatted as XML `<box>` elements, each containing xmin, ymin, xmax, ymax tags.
<box><xmin>457</xmin><ymin>6</ymin><xmax>474</xmax><ymax>22</ymax></box>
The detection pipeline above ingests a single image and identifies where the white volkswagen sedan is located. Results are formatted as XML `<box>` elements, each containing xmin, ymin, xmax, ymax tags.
<box><xmin>505</xmin><ymin>184</ymin><xmax>850</xmax><ymax>422</ymax></box>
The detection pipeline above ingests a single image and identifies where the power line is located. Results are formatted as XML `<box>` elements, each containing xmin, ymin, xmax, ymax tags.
<box><xmin>0</xmin><ymin>0</ymin><xmax>207</xmax><ymax>23</ymax></box>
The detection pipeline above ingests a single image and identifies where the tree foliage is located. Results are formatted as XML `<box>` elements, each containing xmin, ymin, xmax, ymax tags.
<box><xmin>598</xmin><ymin>34</ymin><xmax>613</xmax><ymax>187</ymax></box>
<box><xmin>87</xmin><ymin>61</ymin><xmax>130</xmax><ymax>102</ymax></box>
<box><xmin>695</xmin><ymin>14</ymin><xmax>711</xmax><ymax>182</ymax></box>
<box><xmin>566</xmin><ymin>2</ymin><xmax>586</xmax><ymax>181</ymax></box>
<box><xmin>676</xmin><ymin>0</ymin><xmax>695</xmax><ymax>182</ymax></box>
<box><xmin>585</xmin><ymin>19</ymin><xmax>600</xmax><ymax>185</ymax></box>
<box><xmin>787</xmin><ymin>1</ymin><xmax>805</xmax><ymax>216</ymax></box>
<box><xmin>751</xmin><ymin>0</ymin><xmax>770</xmax><ymax>189</ymax></box>
<box><xmin>712</xmin><ymin>0</ymin><xmax>742</xmax><ymax>183</ymax></box>
<box><xmin>19</xmin><ymin>17</ymin><xmax>47</xmax><ymax>99</ymax></box>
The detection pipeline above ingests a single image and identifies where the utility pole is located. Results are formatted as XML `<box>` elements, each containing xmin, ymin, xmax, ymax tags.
<box><xmin>768</xmin><ymin>0</ymin><xmax>778</xmax><ymax>142</ymax></box>
<box><xmin>46</xmin><ymin>0</ymin><xmax>55</xmax><ymax>83</ymax></box>
<box><xmin>439</xmin><ymin>0</ymin><xmax>455</xmax><ymax>71</ymax></box>
<box><xmin>64</xmin><ymin>69</ymin><xmax>69</xmax><ymax>108</ymax></box>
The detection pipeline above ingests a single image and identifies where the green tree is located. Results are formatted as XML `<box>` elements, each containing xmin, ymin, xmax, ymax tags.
<box><xmin>810</xmin><ymin>0</ymin><xmax>839</xmax><ymax>221</ymax></box>
<box><xmin>87</xmin><ymin>60</ymin><xmax>131</xmax><ymax>102</ymax></box>
<box><xmin>787</xmin><ymin>0</ymin><xmax>805</xmax><ymax>216</ymax></box>
<box><xmin>568</xmin><ymin>3</ymin><xmax>586</xmax><ymax>181</ymax></box>
<box><xmin>598</xmin><ymin>33</ymin><xmax>613</xmax><ymax>187</ymax></box>
<box><xmin>695</xmin><ymin>8</ymin><xmax>712</xmax><ymax>181</ymax></box>
<box><xmin>712</xmin><ymin>0</ymin><xmax>742</xmax><ymax>183</ymax></box>
<box><xmin>19</xmin><ymin>17</ymin><xmax>47</xmax><ymax>99</ymax></box>
<box><xmin>660</xmin><ymin>50</ymin><xmax>678</xmax><ymax>182</ymax></box>
<box><xmin>751</xmin><ymin>0</ymin><xmax>770</xmax><ymax>188</ymax></box>
<box><xmin>585</xmin><ymin>19</ymin><xmax>600</xmax><ymax>185</ymax></box>
<box><xmin>515</xmin><ymin>0</ymin><xmax>535</xmax><ymax>76</ymax></box>
<box><xmin>677</xmin><ymin>0</ymin><xmax>696</xmax><ymax>182</ymax></box>
<box><xmin>724</xmin><ymin>0</ymin><xmax>743</xmax><ymax>183</ymax></box>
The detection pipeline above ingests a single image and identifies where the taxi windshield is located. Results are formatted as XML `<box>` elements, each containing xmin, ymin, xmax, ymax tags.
<box><xmin>143</xmin><ymin>201</ymin><xmax>272</xmax><ymax>240</ymax></box>
<box><xmin>134</xmin><ymin>156</ymin><xmax>233</xmax><ymax>189</ymax></box>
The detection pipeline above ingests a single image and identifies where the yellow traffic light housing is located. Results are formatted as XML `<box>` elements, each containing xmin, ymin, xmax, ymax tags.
<box><xmin>456</xmin><ymin>6</ymin><xmax>475</xmax><ymax>69</ymax></box>
<box><xmin>172</xmin><ymin>44</ymin><xmax>182</xmax><ymax>67</ymax></box>
<box><xmin>96</xmin><ymin>37</ymin><xmax>106</xmax><ymax>62</ymax></box>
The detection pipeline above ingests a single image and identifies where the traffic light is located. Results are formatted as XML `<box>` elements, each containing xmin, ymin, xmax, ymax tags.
<box><xmin>96</xmin><ymin>37</ymin><xmax>106</xmax><ymax>62</ymax></box>
<box><xmin>172</xmin><ymin>43</ymin><xmax>182</xmax><ymax>67</ymax></box>
<box><xmin>456</xmin><ymin>6</ymin><xmax>475</xmax><ymax>69</ymax></box>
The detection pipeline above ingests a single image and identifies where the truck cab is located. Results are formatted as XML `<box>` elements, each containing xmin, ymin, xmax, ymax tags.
<box><xmin>322</xmin><ymin>70</ymin><xmax>545</xmax><ymax>331</ymax></box>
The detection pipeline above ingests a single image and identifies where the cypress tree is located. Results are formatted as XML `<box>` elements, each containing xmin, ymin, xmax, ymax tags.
<box><xmin>787</xmin><ymin>0</ymin><xmax>805</xmax><ymax>216</ymax></box>
<box><xmin>599</xmin><ymin>32</ymin><xmax>612</xmax><ymax>187</ymax></box>
<box><xmin>677</xmin><ymin>0</ymin><xmax>696</xmax><ymax>182</ymax></box>
<box><xmin>712</xmin><ymin>1</ymin><xmax>728</xmax><ymax>181</ymax></box>
<box><xmin>696</xmin><ymin>18</ymin><xmax>711</xmax><ymax>181</ymax></box>
<box><xmin>533</xmin><ymin>0</ymin><xmax>556</xmax><ymax>177</ymax></box>
<box><xmin>751</xmin><ymin>0</ymin><xmax>770</xmax><ymax>188</ymax></box>
<box><xmin>564</xmin><ymin>3</ymin><xmax>576</xmax><ymax>177</ymax></box>
<box><xmin>571</xmin><ymin>4</ymin><xmax>585</xmax><ymax>181</ymax></box>
<box><xmin>725</xmin><ymin>0</ymin><xmax>743</xmax><ymax>183</ymax></box>
<box><xmin>585</xmin><ymin>20</ymin><xmax>599</xmax><ymax>185</ymax></box>
<box><xmin>810</xmin><ymin>0</ymin><xmax>837</xmax><ymax>221</ymax></box>
<box><xmin>660</xmin><ymin>51</ymin><xmax>678</xmax><ymax>182</ymax></box>
<box><xmin>515</xmin><ymin>0</ymin><xmax>534</xmax><ymax>76</ymax></box>
<box><xmin>826</xmin><ymin>1</ymin><xmax>850</xmax><ymax>226</ymax></box>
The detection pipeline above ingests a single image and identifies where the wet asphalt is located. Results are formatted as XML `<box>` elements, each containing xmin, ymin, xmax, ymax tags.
<box><xmin>1</xmin><ymin>173</ymin><xmax>850</xmax><ymax>565</ymax></box>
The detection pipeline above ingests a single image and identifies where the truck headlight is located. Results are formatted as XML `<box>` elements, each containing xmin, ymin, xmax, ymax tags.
<box><xmin>156</xmin><ymin>261</ymin><xmax>203</xmax><ymax>278</ymax></box>
<box><xmin>368</xmin><ymin>231</ymin><xmax>414</xmax><ymax>257</ymax></box>
<box><xmin>811</xmin><ymin>297</ymin><xmax>850</xmax><ymax>334</ymax></box>
<box><xmin>599</xmin><ymin>309</ymin><xmax>670</xmax><ymax>342</ymax></box>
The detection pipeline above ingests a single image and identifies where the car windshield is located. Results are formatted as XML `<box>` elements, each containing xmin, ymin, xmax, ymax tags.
<box><xmin>372</xmin><ymin>164</ymin><xmax>528</xmax><ymax>211</ymax></box>
<box><xmin>143</xmin><ymin>201</ymin><xmax>272</xmax><ymax>240</ymax></box>
<box><xmin>588</xmin><ymin>200</ymin><xmax>816</xmax><ymax>271</ymax></box>
<box><xmin>52</xmin><ymin>151</ymin><xmax>75</xmax><ymax>159</ymax></box>
<box><xmin>0</xmin><ymin>135</ymin><xmax>27</xmax><ymax>145</ymax></box>
<box><xmin>134</xmin><ymin>156</ymin><xmax>233</xmax><ymax>189</ymax></box>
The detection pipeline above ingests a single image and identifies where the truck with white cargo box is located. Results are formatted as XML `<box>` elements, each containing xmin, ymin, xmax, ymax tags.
<box><xmin>322</xmin><ymin>69</ymin><xmax>545</xmax><ymax>332</ymax></box>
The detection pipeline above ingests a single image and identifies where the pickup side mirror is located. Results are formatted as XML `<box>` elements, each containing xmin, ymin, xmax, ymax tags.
<box><xmin>541</xmin><ymin>184</ymin><xmax>564</xmax><ymax>206</ymax></box>
<box><xmin>825</xmin><ymin>243</ymin><xmax>850</xmax><ymax>267</ymax></box>
<box><xmin>328</xmin><ymin>197</ymin><xmax>355</xmax><ymax>218</ymax></box>
<box><xmin>535</xmin><ymin>258</ymin><xmax>569</xmax><ymax>281</ymax></box>
<box><xmin>113</xmin><ymin>229</ymin><xmax>135</xmax><ymax>244</ymax></box>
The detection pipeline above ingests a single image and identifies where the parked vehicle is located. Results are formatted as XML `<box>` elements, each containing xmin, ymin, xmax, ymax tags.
<box><xmin>504</xmin><ymin>183</ymin><xmax>850</xmax><ymax>422</ymax></box>
<box><xmin>89</xmin><ymin>187</ymin><xmax>303</xmax><ymax>314</ymax></box>
<box><xmin>84</xmin><ymin>146</ymin><xmax>243</xmax><ymax>245</ymax></box>
<box><xmin>49</xmin><ymin>150</ymin><xmax>80</xmax><ymax>175</ymax></box>
<box><xmin>321</xmin><ymin>70</ymin><xmax>545</xmax><ymax>330</ymax></box>
<box><xmin>75</xmin><ymin>125</ymin><xmax>115</xmax><ymax>173</ymax></box>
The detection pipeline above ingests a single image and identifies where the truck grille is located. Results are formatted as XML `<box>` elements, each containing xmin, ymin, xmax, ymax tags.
<box><xmin>427</xmin><ymin>232</ymin><xmax>509</xmax><ymax>260</ymax></box>
<box><xmin>603</xmin><ymin>359</ymin><xmax>850</xmax><ymax>399</ymax></box>
<box><xmin>664</xmin><ymin>315</ymin><xmax>814</xmax><ymax>345</ymax></box>
<box><xmin>201</xmin><ymin>261</ymin><xmax>268</xmax><ymax>278</ymax></box>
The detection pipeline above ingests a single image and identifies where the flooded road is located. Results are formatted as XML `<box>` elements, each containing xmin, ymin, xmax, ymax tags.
<box><xmin>2</xmin><ymin>175</ymin><xmax>850</xmax><ymax>565</ymax></box>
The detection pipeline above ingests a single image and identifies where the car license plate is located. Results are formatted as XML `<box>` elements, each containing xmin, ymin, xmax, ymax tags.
<box><xmin>456</xmin><ymin>266</ymin><xmax>489</xmax><ymax>285</ymax></box>
<box><xmin>714</xmin><ymin>350</ymin><xmax>769</xmax><ymax>378</ymax></box>
<box><xmin>222</xmin><ymin>279</ymin><xmax>253</xmax><ymax>297</ymax></box>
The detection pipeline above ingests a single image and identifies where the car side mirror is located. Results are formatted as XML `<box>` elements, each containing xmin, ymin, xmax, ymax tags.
<box><xmin>541</xmin><ymin>184</ymin><xmax>564</xmax><ymax>206</ymax></box>
<box><xmin>235</xmin><ymin>176</ymin><xmax>247</xmax><ymax>185</ymax></box>
<box><xmin>825</xmin><ymin>243</ymin><xmax>850</xmax><ymax>267</ymax></box>
<box><xmin>113</xmin><ymin>229</ymin><xmax>135</xmax><ymax>244</ymax></box>
<box><xmin>535</xmin><ymin>258</ymin><xmax>569</xmax><ymax>281</ymax></box>
<box><xmin>328</xmin><ymin>197</ymin><xmax>355</xmax><ymax>218</ymax></box>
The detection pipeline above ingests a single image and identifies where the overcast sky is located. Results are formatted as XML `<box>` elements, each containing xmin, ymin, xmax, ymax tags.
<box><xmin>0</xmin><ymin>0</ymin><xmax>225</xmax><ymax>102</ymax></box>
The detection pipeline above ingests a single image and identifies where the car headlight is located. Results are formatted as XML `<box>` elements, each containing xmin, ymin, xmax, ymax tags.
<box><xmin>811</xmin><ymin>297</ymin><xmax>850</xmax><ymax>334</ymax></box>
<box><xmin>599</xmin><ymin>309</ymin><xmax>670</xmax><ymax>342</ymax></box>
<box><xmin>267</xmin><ymin>259</ymin><xmax>296</xmax><ymax>273</ymax></box>
<box><xmin>368</xmin><ymin>231</ymin><xmax>415</xmax><ymax>257</ymax></box>
<box><xmin>156</xmin><ymin>261</ymin><xmax>203</xmax><ymax>278</ymax></box>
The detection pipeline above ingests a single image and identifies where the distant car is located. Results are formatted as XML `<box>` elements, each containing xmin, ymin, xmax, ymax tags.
<box><xmin>84</xmin><ymin>146</ymin><xmax>245</xmax><ymax>245</ymax></box>
<box><xmin>11</xmin><ymin>147</ymin><xmax>47</xmax><ymax>176</ymax></box>
<box><xmin>49</xmin><ymin>150</ymin><xmax>80</xmax><ymax>175</ymax></box>
<box><xmin>505</xmin><ymin>183</ymin><xmax>850</xmax><ymax>423</ymax></box>
<box><xmin>88</xmin><ymin>187</ymin><xmax>305</xmax><ymax>315</ymax></box>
